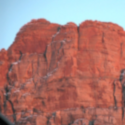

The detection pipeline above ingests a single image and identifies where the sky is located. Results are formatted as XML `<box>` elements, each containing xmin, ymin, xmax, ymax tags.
<box><xmin>0</xmin><ymin>0</ymin><xmax>125</xmax><ymax>50</ymax></box>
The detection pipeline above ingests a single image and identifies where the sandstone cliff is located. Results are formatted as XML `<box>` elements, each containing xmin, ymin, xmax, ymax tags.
<box><xmin>0</xmin><ymin>19</ymin><xmax>125</xmax><ymax>125</ymax></box>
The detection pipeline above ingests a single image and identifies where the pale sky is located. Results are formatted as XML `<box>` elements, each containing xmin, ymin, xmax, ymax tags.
<box><xmin>0</xmin><ymin>0</ymin><xmax>125</xmax><ymax>50</ymax></box>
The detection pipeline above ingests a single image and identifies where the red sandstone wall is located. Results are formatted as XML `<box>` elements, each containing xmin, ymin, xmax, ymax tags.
<box><xmin>0</xmin><ymin>19</ymin><xmax>125</xmax><ymax>125</ymax></box>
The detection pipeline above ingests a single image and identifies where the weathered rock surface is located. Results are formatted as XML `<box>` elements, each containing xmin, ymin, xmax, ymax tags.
<box><xmin>0</xmin><ymin>19</ymin><xmax>125</xmax><ymax>125</ymax></box>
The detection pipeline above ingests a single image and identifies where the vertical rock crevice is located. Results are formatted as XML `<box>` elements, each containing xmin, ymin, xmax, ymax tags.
<box><xmin>45</xmin><ymin>26</ymin><xmax>61</xmax><ymax>72</ymax></box>
<box><xmin>120</xmin><ymin>43</ymin><xmax>123</xmax><ymax>58</ymax></box>
<box><xmin>4</xmin><ymin>83</ymin><xmax>16</xmax><ymax>123</ymax></box>
<box><xmin>102</xmin><ymin>32</ymin><xmax>108</xmax><ymax>71</ymax></box>
<box><xmin>43</xmin><ymin>48</ymin><xmax>48</xmax><ymax>64</ymax></box>
<box><xmin>102</xmin><ymin>32</ymin><xmax>105</xmax><ymax>43</ymax></box>
<box><xmin>119</xmin><ymin>69</ymin><xmax>125</xmax><ymax>120</ymax></box>
<box><xmin>8</xmin><ymin>100</ymin><xmax>16</xmax><ymax>123</ymax></box>
<box><xmin>19</xmin><ymin>51</ymin><xmax>23</xmax><ymax>61</ymax></box>
<box><xmin>113</xmin><ymin>81</ymin><xmax>117</xmax><ymax>108</ymax></box>
<box><xmin>77</xmin><ymin>26</ymin><xmax>79</xmax><ymax>51</ymax></box>
<box><xmin>89</xmin><ymin>120</ymin><xmax>94</xmax><ymax>125</ymax></box>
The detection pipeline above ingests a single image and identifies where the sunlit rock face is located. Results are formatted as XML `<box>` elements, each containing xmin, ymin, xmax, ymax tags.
<box><xmin>0</xmin><ymin>19</ymin><xmax>125</xmax><ymax>125</ymax></box>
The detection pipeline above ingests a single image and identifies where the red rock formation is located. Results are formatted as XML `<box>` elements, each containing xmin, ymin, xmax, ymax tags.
<box><xmin>0</xmin><ymin>19</ymin><xmax>125</xmax><ymax>125</ymax></box>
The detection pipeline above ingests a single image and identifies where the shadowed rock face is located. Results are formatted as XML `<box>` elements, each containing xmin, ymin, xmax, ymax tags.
<box><xmin>0</xmin><ymin>19</ymin><xmax>125</xmax><ymax>125</ymax></box>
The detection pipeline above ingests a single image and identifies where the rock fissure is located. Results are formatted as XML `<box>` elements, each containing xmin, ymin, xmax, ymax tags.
<box><xmin>89</xmin><ymin>120</ymin><xmax>94</xmax><ymax>125</ymax></box>
<box><xmin>8</xmin><ymin>64</ymin><xmax>13</xmax><ymax>72</ymax></box>
<box><xmin>113</xmin><ymin>81</ymin><xmax>117</xmax><ymax>108</ymax></box>
<box><xmin>19</xmin><ymin>51</ymin><xmax>23</xmax><ymax>60</ymax></box>
<box><xmin>122</xmin><ymin>83</ymin><xmax>125</xmax><ymax>121</ymax></box>
<box><xmin>4</xmin><ymin>85</ymin><xmax>16</xmax><ymax>123</ymax></box>
<box><xmin>77</xmin><ymin>26</ymin><xmax>79</xmax><ymax>51</ymax></box>
<box><xmin>102</xmin><ymin>32</ymin><xmax>105</xmax><ymax>43</ymax></box>
<box><xmin>37</xmin><ymin>55</ymin><xmax>40</xmax><ymax>75</ymax></box>
<box><xmin>120</xmin><ymin>43</ymin><xmax>123</xmax><ymax>58</ymax></box>
<box><xmin>119</xmin><ymin>69</ymin><xmax>125</xmax><ymax>121</ymax></box>
<box><xmin>8</xmin><ymin>100</ymin><xmax>16</xmax><ymax>123</ymax></box>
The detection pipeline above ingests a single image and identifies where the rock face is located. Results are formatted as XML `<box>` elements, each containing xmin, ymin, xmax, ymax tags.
<box><xmin>0</xmin><ymin>19</ymin><xmax>125</xmax><ymax>125</ymax></box>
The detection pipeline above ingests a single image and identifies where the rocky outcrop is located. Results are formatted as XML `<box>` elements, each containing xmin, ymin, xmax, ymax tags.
<box><xmin>0</xmin><ymin>19</ymin><xmax>125</xmax><ymax>125</ymax></box>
